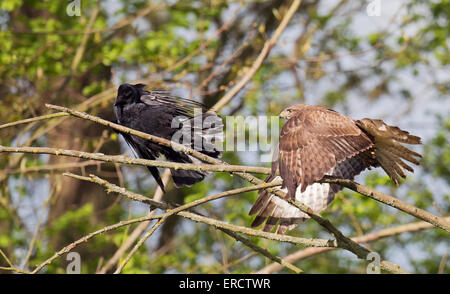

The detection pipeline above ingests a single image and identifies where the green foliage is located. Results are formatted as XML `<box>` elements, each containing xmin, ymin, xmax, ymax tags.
<box><xmin>424</xmin><ymin>118</ymin><xmax>450</xmax><ymax>183</ymax></box>
<box><xmin>48</xmin><ymin>204</ymin><xmax>94</xmax><ymax>236</ymax></box>
<box><xmin>0</xmin><ymin>0</ymin><xmax>448</xmax><ymax>274</ymax></box>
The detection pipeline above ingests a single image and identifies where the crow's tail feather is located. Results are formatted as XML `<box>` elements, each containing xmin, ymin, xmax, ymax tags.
<box><xmin>165</xmin><ymin>152</ymin><xmax>210</xmax><ymax>187</ymax></box>
<box><xmin>170</xmin><ymin>169</ymin><xmax>206</xmax><ymax>187</ymax></box>
<box><xmin>121</xmin><ymin>133</ymin><xmax>166</xmax><ymax>192</ymax></box>
<box><xmin>146</xmin><ymin>166</ymin><xmax>165</xmax><ymax>192</ymax></box>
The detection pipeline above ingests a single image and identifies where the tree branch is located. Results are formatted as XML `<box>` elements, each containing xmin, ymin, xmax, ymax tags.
<box><xmin>320</xmin><ymin>176</ymin><xmax>450</xmax><ymax>233</ymax></box>
<box><xmin>255</xmin><ymin>216</ymin><xmax>450</xmax><ymax>274</ymax></box>
<box><xmin>63</xmin><ymin>173</ymin><xmax>335</xmax><ymax>248</ymax></box>
<box><xmin>0</xmin><ymin>112</ymin><xmax>68</xmax><ymax>130</ymax></box>
<box><xmin>6</xmin><ymin>141</ymin><xmax>444</xmax><ymax>234</ymax></box>
<box><xmin>0</xmin><ymin>145</ymin><xmax>271</xmax><ymax>175</ymax></box>
<box><xmin>97</xmin><ymin>169</ymin><xmax>170</xmax><ymax>274</ymax></box>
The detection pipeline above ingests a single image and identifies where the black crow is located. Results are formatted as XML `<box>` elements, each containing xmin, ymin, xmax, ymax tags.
<box><xmin>114</xmin><ymin>83</ymin><xmax>223</xmax><ymax>192</ymax></box>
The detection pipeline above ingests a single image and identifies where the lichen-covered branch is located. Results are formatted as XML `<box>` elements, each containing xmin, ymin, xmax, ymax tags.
<box><xmin>320</xmin><ymin>176</ymin><xmax>450</xmax><ymax>232</ymax></box>
<box><xmin>255</xmin><ymin>217</ymin><xmax>450</xmax><ymax>274</ymax></box>
<box><xmin>0</xmin><ymin>145</ymin><xmax>271</xmax><ymax>175</ymax></box>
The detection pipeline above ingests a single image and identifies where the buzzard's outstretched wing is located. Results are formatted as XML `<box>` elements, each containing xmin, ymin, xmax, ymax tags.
<box><xmin>278</xmin><ymin>106</ymin><xmax>373</xmax><ymax>198</ymax></box>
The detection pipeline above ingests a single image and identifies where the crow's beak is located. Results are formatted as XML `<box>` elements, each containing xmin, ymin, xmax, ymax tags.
<box><xmin>114</xmin><ymin>96</ymin><xmax>124</xmax><ymax>106</ymax></box>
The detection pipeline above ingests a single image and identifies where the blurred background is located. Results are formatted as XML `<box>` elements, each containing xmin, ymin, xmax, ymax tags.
<box><xmin>0</xmin><ymin>0</ymin><xmax>448</xmax><ymax>273</ymax></box>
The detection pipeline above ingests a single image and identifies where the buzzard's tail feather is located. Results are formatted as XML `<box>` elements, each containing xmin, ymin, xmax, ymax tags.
<box><xmin>249</xmin><ymin>176</ymin><xmax>331</xmax><ymax>234</ymax></box>
<box><xmin>376</xmin><ymin>149</ymin><xmax>405</xmax><ymax>184</ymax></box>
<box><xmin>384</xmin><ymin>142</ymin><xmax>421</xmax><ymax>165</ymax></box>
<box><xmin>248</xmin><ymin>178</ymin><xmax>273</xmax><ymax>216</ymax></box>
<box><xmin>356</xmin><ymin>118</ymin><xmax>421</xmax><ymax>184</ymax></box>
<box><xmin>250</xmin><ymin>190</ymin><xmax>306</xmax><ymax>234</ymax></box>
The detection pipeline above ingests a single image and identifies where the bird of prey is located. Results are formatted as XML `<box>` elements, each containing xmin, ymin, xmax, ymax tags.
<box><xmin>114</xmin><ymin>83</ymin><xmax>223</xmax><ymax>192</ymax></box>
<box><xmin>249</xmin><ymin>104</ymin><xmax>422</xmax><ymax>234</ymax></box>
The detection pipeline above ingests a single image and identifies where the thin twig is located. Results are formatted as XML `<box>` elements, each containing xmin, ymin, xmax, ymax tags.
<box><xmin>210</xmin><ymin>0</ymin><xmax>303</xmax><ymax>112</ymax></box>
<box><xmin>2</xmin><ymin>160</ymin><xmax>100</xmax><ymax>175</ymax></box>
<box><xmin>0</xmin><ymin>112</ymin><xmax>68</xmax><ymax>130</ymax></box>
<box><xmin>98</xmin><ymin>169</ymin><xmax>171</xmax><ymax>274</ymax></box>
<box><xmin>114</xmin><ymin>218</ymin><xmax>166</xmax><ymax>274</ymax></box>
<box><xmin>321</xmin><ymin>176</ymin><xmax>450</xmax><ymax>233</ymax></box>
<box><xmin>219</xmin><ymin>228</ymin><xmax>304</xmax><ymax>274</ymax></box>
<box><xmin>255</xmin><ymin>216</ymin><xmax>450</xmax><ymax>274</ymax></box>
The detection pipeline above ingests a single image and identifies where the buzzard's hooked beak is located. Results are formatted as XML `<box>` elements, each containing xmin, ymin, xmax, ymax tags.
<box><xmin>279</xmin><ymin>110</ymin><xmax>288</xmax><ymax>119</ymax></box>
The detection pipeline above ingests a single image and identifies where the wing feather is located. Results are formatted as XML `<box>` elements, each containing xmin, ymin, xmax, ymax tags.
<box><xmin>140</xmin><ymin>91</ymin><xmax>206</xmax><ymax>118</ymax></box>
<box><xmin>278</xmin><ymin>106</ymin><xmax>373</xmax><ymax>194</ymax></box>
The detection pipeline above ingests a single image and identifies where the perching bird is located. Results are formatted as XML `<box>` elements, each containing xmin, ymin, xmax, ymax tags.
<box><xmin>114</xmin><ymin>83</ymin><xmax>223</xmax><ymax>192</ymax></box>
<box><xmin>249</xmin><ymin>104</ymin><xmax>422</xmax><ymax>234</ymax></box>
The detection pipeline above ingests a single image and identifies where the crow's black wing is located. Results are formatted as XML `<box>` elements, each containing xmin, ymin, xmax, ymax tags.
<box><xmin>140</xmin><ymin>91</ymin><xmax>206</xmax><ymax>119</ymax></box>
<box><xmin>139</xmin><ymin>91</ymin><xmax>223</xmax><ymax>187</ymax></box>
<box><xmin>115</xmin><ymin>84</ymin><xmax>223</xmax><ymax>190</ymax></box>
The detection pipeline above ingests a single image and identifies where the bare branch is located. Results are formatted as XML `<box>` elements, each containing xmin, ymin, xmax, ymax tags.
<box><xmin>0</xmin><ymin>145</ymin><xmax>271</xmax><ymax>175</ymax></box>
<box><xmin>321</xmin><ymin>176</ymin><xmax>450</xmax><ymax>233</ymax></box>
<box><xmin>98</xmin><ymin>169</ymin><xmax>170</xmax><ymax>274</ymax></box>
<box><xmin>0</xmin><ymin>112</ymin><xmax>68</xmax><ymax>130</ymax></box>
<box><xmin>63</xmin><ymin>173</ymin><xmax>335</xmax><ymax>248</ymax></box>
<box><xmin>29</xmin><ymin>173</ymin><xmax>320</xmax><ymax>274</ymax></box>
<box><xmin>255</xmin><ymin>217</ymin><xmax>450</xmax><ymax>274</ymax></box>
<box><xmin>114</xmin><ymin>218</ymin><xmax>166</xmax><ymax>274</ymax></box>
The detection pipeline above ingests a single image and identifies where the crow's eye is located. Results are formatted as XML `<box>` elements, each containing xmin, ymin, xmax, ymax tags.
<box><xmin>124</xmin><ymin>90</ymin><xmax>132</xmax><ymax>97</ymax></box>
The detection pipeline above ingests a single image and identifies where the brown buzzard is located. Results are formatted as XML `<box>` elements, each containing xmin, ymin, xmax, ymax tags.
<box><xmin>249</xmin><ymin>104</ymin><xmax>422</xmax><ymax>234</ymax></box>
